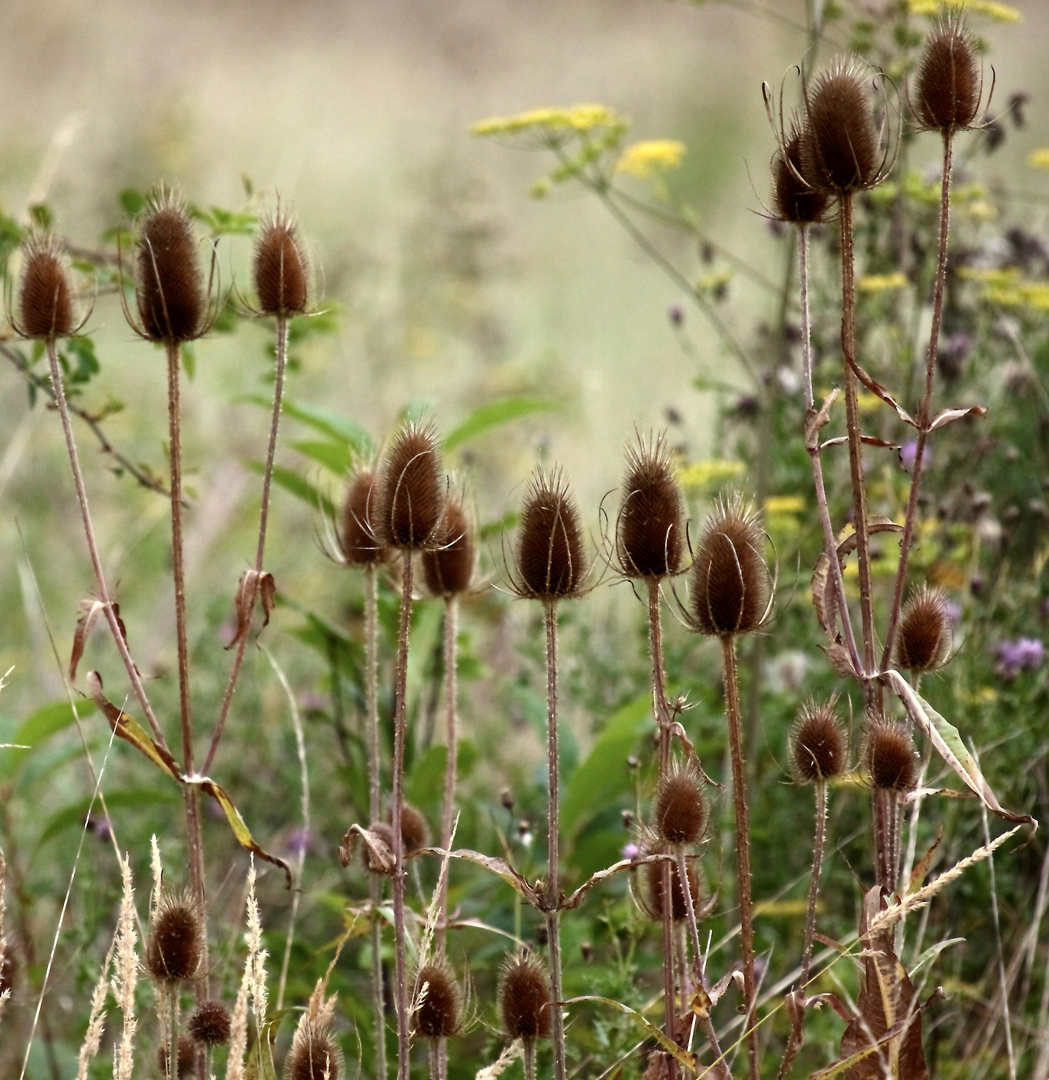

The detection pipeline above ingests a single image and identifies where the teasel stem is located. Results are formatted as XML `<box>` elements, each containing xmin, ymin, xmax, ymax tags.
<box><xmin>721</xmin><ymin>635</ymin><xmax>757</xmax><ymax>1080</ymax></box>
<box><xmin>392</xmin><ymin>552</ymin><xmax>414</xmax><ymax>1080</ymax></box>
<box><xmin>660</xmin><ymin>854</ymin><xmax>679</xmax><ymax>1080</ymax></box>
<box><xmin>437</xmin><ymin>594</ymin><xmax>460</xmax><ymax>958</ymax></box>
<box><xmin>801</xmin><ymin>781</ymin><xmax>828</xmax><ymax>990</ymax></box>
<box><xmin>881</xmin><ymin>131</ymin><xmax>955</xmax><ymax>671</ymax></box>
<box><xmin>543</xmin><ymin>599</ymin><xmax>568</xmax><ymax>1080</ymax></box>
<box><xmin>165</xmin><ymin>983</ymin><xmax>179</xmax><ymax>1080</ymax></box>
<box><xmin>205</xmin><ymin>314</ymin><xmax>290</xmax><ymax>774</ymax></box>
<box><xmin>523</xmin><ymin>1038</ymin><xmax>537</xmax><ymax>1080</ymax></box>
<box><xmin>872</xmin><ymin>787</ymin><xmax>901</xmax><ymax>892</ymax></box>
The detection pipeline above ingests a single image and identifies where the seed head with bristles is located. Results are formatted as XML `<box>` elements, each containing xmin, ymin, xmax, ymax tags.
<box><xmin>912</xmin><ymin>13</ymin><xmax>983</xmax><ymax>134</ymax></box>
<box><xmin>895</xmin><ymin>584</ymin><xmax>953</xmax><ymax>674</ymax></box>
<box><xmin>253</xmin><ymin>206</ymin><xmax>310</xmax><ymax>318</ymax></box>
<box><xmin>688</xmin><ymin>495</ymin><xmax>772</xmax><ymax>637</ymax></box>
<box><xmin>864</xmin><ymin>718</ymin><xmax>918</xmax><ymax>792</ymax></box>
<box><xmin>422</xmin><ymin>494</ymin><xmax>476</xmax><ymax>597</ymax></box>
<box><xmin>338</xmin><ymin>467</ymin><xmax>385</xmax><ymax>567</ymax></box>
<box><xmin>771</xmin><ymin>119</ymin><xmax>830</xmax><ymax>226</ymax></box>
<box><xmin>499</xmin><ymin>953</ymin><xmax>553</xmax><ymax>1041</ymax></box>
<box><xmin>375</xmin><ymin>420</ymin><xmax>445</xmax><ymax>550</ymax></box>
<box><xmin>511</xmin><ymin>466</ymin><xmax>588</xmax><ymax>601</ymax></box>
<box><xmin>413</xmin><ymin>960</ymin><xmax>463</xmax><ymax>1039</ymax></box>
<box><xmin>790</xmin><ymin>697</ymin><xmax>848</xmax><ymax>783</ymax></box>
<box><xmin>653</xmin><ymin>765</ymin><xmax>708</xmax><ymax>846</ymax></box>
<box><xmin>158</xmin><ymin>1036</ymin><xmax>201</xmax><ymax>1079</ymax></box>
<box><xmin>145</xmin><ymin>892</ymin><xmax>204</xmax><ymax>983</ymax></box>
<box><xmin>284</xmin><ymin>1015</ymin><xmax>343</xmax><ymax>1080</ymax></box>
<box><xmin>188</xmin><ymin>1000</ymin><xmax>232</xmax><ymax>1046</ymax></box>
<box><xmin>615</xmin><ymin>432</ymin><xmax>687</xmax><ymax>580</ymax></box>
<box><xmin>641</xmin><ymin>852</ymin><xmax>702</xmax><ymax>922</ymax></box>
<box><xmin>14</xmin><ymin>232</ymin><xmax>78</xmax><ymax>341</ymax></box>
<box><xmin>391</xmin><ymin>801</ymin><xmax>431</xmax><ymax>855</ymax></box>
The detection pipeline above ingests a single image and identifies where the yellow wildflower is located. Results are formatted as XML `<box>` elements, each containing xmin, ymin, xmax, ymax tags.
<box><xmin>472</xmin><ymin>104</ymin><xmax>624</xmax><ymax>138</ymax></box>
<box><xmin>765</xmin><ymin>495</ymin><xmax>805</xmax><ymax>516</ymax></box>
<box><xmin>677</xmin><ymin>459</ymin><xmax>745</xmax><ymax>491</ymax></box>
<box><xmin>906</xmin><ymin>0</ymin><xmax>1020</xmax><ymax>21</ymax></box>
<box><xmin>1028</xmin><ymin>148</ymin><xmax>1049</xmax><ymax>170</ymax></box>
<box><xmin>858</xmin><ymin>272</ymin><xmax>908</xmax><ymax>293</ymax></box>
<box><xmin>616</xmin><ymin>140</ymin><xmax>687</xmax><ymax>179</ymax></box>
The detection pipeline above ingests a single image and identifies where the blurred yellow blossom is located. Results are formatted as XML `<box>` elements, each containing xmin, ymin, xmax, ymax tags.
<box><xmin>472</xmin><ymin>104</ymin><xmax>625</xmax><ymax>138</ymax></box>
<box><xmin>765</xmin><ymin>496</ymin><xmax>805</xmax><ymax>515</ymax></box>
<box><xmin>616</xmin><ymin>140</ymin><xmax>687</xmax><ymax>179</ymax></box>
<box><xmin>677</xmin><ymin>458</ymin><xmax>745</xmax><ymax>491</ymax></box>
<box><xmin>907</xmin><ymin>0</ymin><xmax>1020</xmax><ymax>21</ymax></box>
<box><xmin>858</xmin><ymin>272</ymin><xmax>908</xmax><ymax>293</ymax></box>
<box><xmin>1028</xmin><ymin>149</ymin><xmax>1049</xmax><ymax>169</ymax></box>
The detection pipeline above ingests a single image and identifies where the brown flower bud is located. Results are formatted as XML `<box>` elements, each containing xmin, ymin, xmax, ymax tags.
<box><xmin>864</xmin><ymin>719</ymin><xmax>918</xmax><ymax>792</ymax></box>
<box><xmin>643</xmin><ymin>852</ymin><xmax>701</xmax><ymax>922</ymax></box>
<box><xmin>17</xmin><ymin>232</ymin><xmax>76</xmax><ymax>341</ymax></box>
<box><xmin>284</xmin><ymin>1017</ymin><xmax>343</xmax><ymax>1080</ymax></box>
<box><xmin>654</xmin><ymin>766</ymin><xmax>707</xmax><ymax>846</ymax></box>
<box><xmin>513</xmin><ymin>466</ymin><xmax>587</xmax><ymax>600</ymax></box>
<box><xmin>913</xmin><ymin>13</ymin><xmax>982</xmax><ymax>133</ymax></box>
<box><xmin>771</xmin><ymin>121</ymin><xmax>830</xmax><ymax>225</ymax></box>
<box><xmin>188</xmin><ymin>999</ymin><xmax>232</xmax><ymax>1046</ymax></box>
<box><xmin>146</xmin><ymin>894</ymin><xmax>204</xmax><ymax>983</ymax></box>
<box><xmin>158</xmin><ymin>1035</ymin><xmax>200</xmax><ymax>1078</ymax></box>
<box><xmin>375</xmin><ymin>421</ymin><xmax>445</xmax><ymax>550</ymax></box>
<box><xmin>499</xmin><ymin>953</ymin><xmax>552</xmax><ymax>1041</ymax></box>
<box><xmin>615</xmin><ymin>433</ymin><xmax>686</xmax><ymax>579</ymax></box>
<box><xmin>895</xmin><ymin>585</ymin><xmax>952</xmax><ymax>674</ymax></box>
<box><xmin>790</xmin><ymin>698</ymin><xmax>848</xmax><ymax>783</ymax></box>
<box><xmin>254</xmin><ymin>207</ymin><xmax>310</xmax><ymax>317</ymax></box>
<box><xmin>338</xmin><ymin>467</ymin><xmax>384</xmax><ymax>566</ymax></box>
<box><xmin>413</xmin><ymin>961</ymin><xmax>463</xmax><ymax>1039</ymax></box>
<box><xmin>422</xmin><ymin>495</ymin><xmax>475</xmax><ymax>596</ymax></box>
<box><xmin>392</xmin><ymin>802</ymin><xmax>431</xmax><ymax>855</ymax></box>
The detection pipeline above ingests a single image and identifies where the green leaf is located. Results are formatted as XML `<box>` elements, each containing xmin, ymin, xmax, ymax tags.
<box><xmin>561</xmin><ymin>695</ymin><xmax>650</xmax><ymax>839</ymax></box>
<box><xmin>288</xmin><ymin>438</ymin><xmax>354</xmax><ymax>476</ymax></box>
<box><xmin>279</xmin><ymin>398</ymin><xmax>374</xmax><ymax>458</ymax></box>
<box><xmin>28</xmin><ymin>203</ymin><xmax>54</xmax><ymax>230</ymax></box>
<box><xmin>119</xmin><ymin>188</ymin><xmax>146</xmax><ymax>217</ymax></box>
<box><xmin>13</xmin><ymin>699</ymin><xmax>94</xmax><ymax>750</ymax></box>
<box><xmin>444</xmin><ymin>396</ymin><xmax>560</xmax><ymax>454</ymax></box>
<box><xmin>38</xmin><ymin>787</ymin><xmax>179</xmax><ymax>846</ymax></box>
<box><xmin>247</xmin><ymin>462</ymin><xmax>334</xmax><ymax>518</ymax></box>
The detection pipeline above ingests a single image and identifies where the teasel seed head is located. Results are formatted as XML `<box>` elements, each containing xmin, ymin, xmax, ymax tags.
<box><xmin>158</xmin><ymin>1035</ymin><xmax>201</xmax><ymax>1078</ymax></box>
<box><xmin>802</xmin><ymin>56</ymin><xmax>884</xmax><ymax>195</ymax></box>
<box><xmin>253</xmin><ymin>206</ymin><xmax>310</xmax><ymax>317</ymax></box>
<box><xmin>188</xmin><ymin>1000</ymin><xmax>232</xmax><ymax>1046</ymax></box>
<box><xmin>790</xmin><ymin>697</ymin><xmax>848</xmax><ymax>783</ymax></box>
<box><xmin>413</xmin><ymin>960</ymin><xmax>463</xmax><ymax>1039</ymax></box>
<box><xmin>145</xmin><ymin>892</ymin><xmax>204</xmax><ymax>983</ymax></box>
<box><xmin>913</xmin><ymin>13</ymin><xmax>982</xmax><ymax>133</ymax></box>
<box><xmin>284</xmin><ymin>1015</ymin><xmax>343</xmax><ymax>1080</ymax></box>
<box><xmin>615</xmin><ymin>433</ymin><xmax>687</xmax><ymax>580</ymax></box>
<box><xmin>654</xmin><ymin>765</ymin><xmax>708</xmax><ymax>846</ymax></box>
<box><xmin>134</xmin><ymin>187</ymin><xmax>206</xmax><ymax>344</ymax></box>
<box><xmin>642</xmin><ymin>851</ymin><xmax>702</xmax><ymax>922</ymax></box>
<box><xmin>864</xmin><ymin>718</ymin><xmax>918</xmax><ymax>792</ymax></box>
<box><xmin>689</xmin><ymin>495</ymin><xmax>771</xmax><ymax>637</ymax></box>
<box><xmin>771</xmin><ymin>120</ymin><xmax>830</xmax><ymax>225</ymax></box>
<box><xmin>16</xmin><ymin>232</ymin><xmax>77</xmax><ymax>341</ymax></box>
<box><xmin>338</xmin><ymin>467</ymin><xmax>385</xmax><ymax>567</ymax></box>
<box><xmin>499</xmin><ymin>953</ymin><xmax>553</xmax><ymax>1041</ymax></box>
<box><xmin>512</xmin><ymin>466</ymin><xmax>588</xmax><ymax>601</ymax></box>
<box><xmin>391</xmin><ymin>801</ymin><xmax>431</xmax><ymax>854</ymax></box>
<box><xmin>422</xmin><ymin>494</ymin><xmax>476</xmax><ymax>596</ymax></box>
<box><xmin>895</xmin><ymin>584</ymin><xmax>953</xmax><ymax>674</ymax></box>
<box><xmin>375</xmin><ymin>420</ymin><xmax>445</xmax><ymax>550</ymax></box>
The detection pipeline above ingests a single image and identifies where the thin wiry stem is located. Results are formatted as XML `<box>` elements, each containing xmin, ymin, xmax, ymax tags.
<box><xmin>801</xmin><ymin>782</ymin><xmax>828</xmax><ymax>992</ymax></box>
<box><xmin>437</xmin><ymin>595</ymin><xmax>459</xmax><ymax>957</ymax></box>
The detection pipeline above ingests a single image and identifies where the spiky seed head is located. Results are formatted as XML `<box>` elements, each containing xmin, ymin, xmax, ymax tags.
<box><xmin>913</xmin><ymin>14</ymin><xmax>981</xmax><ymax>133</ymax></box>
<box><xmin>392</xmin><ymin>802</ymin><xmax>431</xmax><ymax>854</ymax></box>
<box><xmin>135</xmin><ymin>188</ymin><xmax>205</xmax><ymax>344</ymax></box>
<box><xmin>514</xmin><ymin>467</ymin><xmax>587</xmax><ymax>600</ymax></box>
<box><xmin>895</xmin><ymin>585</ymin><xmax>953</xmax><ymax>674</ymax></box>
<box><xmin>158</xmin><ymin>1034</ymin><xmax>200</xmax><ymax>1078</ymax></box>
<box><xmin>145</xmin><ymin>893</ymin><xmax>204</xmax><ymax>982</ymax></box>
<box><xmin>17</xmin><ymin>232</ymin><xmax>76</xmax><ymax>341</ymax></box>
<box><xmin>188</xmin><ymin>1000</ymin><xmax>232</xmax><ymax>1046</ymax></box>
<box><xmin>284</xmin><ymin>1017</ymin><xmax>343</xmax><ymax>1080</ymax></box>
<box><xmin>422</xmin><ymin>495</ymin><xmax>475</xmax><ymax>596</ymax></box>
<box><xmin>254</xmin><ymin>208</ymin><xmax>310</xmax><ymax>317</ymax></box>
<box><xmin>790</xmin><ymin>698</ymin><xmax>848</xmax><ymax>783</ymax></box>
<box><xmin>654</xmin><ymin>766</ymin><xmax>707</xmax><ymax>846</ymax></box>
<box><xmin>413</xmin><ymin>961</ymin><xmax>463</xmax><ymax>1039</ymax></box>
<box><xmin>376</xmin><ymin>421</ymin><xmax>445</xmax><ymax>550</ymax></box>
<box><xmin>499</xmin><ymin>953</ymin><xmax>552</xmax><ymax>1041</ymax></box>
<box><xmin>864</xmin><ymin>718</ymin><xmax>918</xmax><ymax>792</ymax></box>
<box><xmin>338</xmin><ymin>468</ymin><xmax>384</xmax><ymax>566</ymax></box>
<box><xmin>802</xmin><ymin>56</ymin><xmax>883</xmax><ymax>195</ymax></box>
<box><xmin>771</xmin><ymin>121</ymin><xmax>830</xmax><ymax>225</ymax></box>
<box><xmin>643</xmin><ymin>852</ymin><xmax>701</xmax><ymax>922</ymax></box>
<box><xmin>690</xmin><ymin>495</ymin><xmax>771</xmax><ymax>637</ymax></box>
<box><xmin>616</xmin><ymin>434</ymin><xmax>686</xmax><ymax>580</ymax></box>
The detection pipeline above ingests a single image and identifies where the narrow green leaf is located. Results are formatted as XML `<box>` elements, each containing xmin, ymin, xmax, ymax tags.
<box><xmin>38</xmin><ymin>788</ymin><xmax>178</xmax><ymax>846</ymax></box>
<box><xmin>288</xmin><ymin>438</ymin><xmax>354</xmax><ymax>476</ymax></box>
<box><xmin>443</xmin><ymin>396</ymin><xmax>560</xmax><ymax>454</ymax></box>
<box><xmin>280</xmin><ymin>398</ymin><xmax>374</xmax><ymax>457</ymax></box>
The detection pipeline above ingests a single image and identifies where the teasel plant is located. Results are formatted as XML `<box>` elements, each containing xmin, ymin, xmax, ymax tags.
<box><xmin>506</xmin><ymin>465</ymin><xmax>589</xmax><ymax>1080</ymax></box>
<box><xmin>499</xmin><ymin>952</ymin><xmax>553</xmax><ymax>1080</ymax></box>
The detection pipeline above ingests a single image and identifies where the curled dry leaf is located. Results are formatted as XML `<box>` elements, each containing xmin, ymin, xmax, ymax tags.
<box><xmin>70</xmin><ymin>600</ymin><xmax>134</xmax><ymax>683</ymax></box>
<box><xmin>226</xmin><ymin>570</ymin><xmax>276</xmax><ymax>650</ymax></box>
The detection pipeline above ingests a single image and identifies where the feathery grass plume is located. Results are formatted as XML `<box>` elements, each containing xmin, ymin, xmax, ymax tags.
<box><xmin>376</xmin><ymin>419</ymin><xmax>445</xmax><ymax>550</ymax></box>
<box><xmin>134</xmin><ymin>187</ymin><xmax>206</xmax><ymax>344</ymax></box>
<box><xmin>158</xmin><ymin>1035</ymin><xmax>201</xmax><ymax>1078</ymax></box>
<box><xmin>112</xmin><ymin>853</ymin><xmax>139</xmax><ymax>1080</ymax></box>
<box><xmin>499</xmin><ymin>954</ymin><xmax>553</xmax><ymax>1041</ymax></box>
<box><xmin>771</xmin><ymin>120</ymin><xmax>830</xmax><ymax>226</ymax></box>
<box><xmin>422</xmin><ymin>495</ymin><xmax>475</xmax><ymax>596</ymax></box>
<box><xmin>912</xmin><ymin>12</ymin><xmax>982</xmax><ymax>133</ymax></box>
<box><xmin>413</xmin><ymin>960</ymin><xmax>463</xmax><ymax>1039</ymax></box>
<box><xmin>188</xmin><ymin>1000</ymin><xmax>232</xmax><ymax>1046</ymax></box>
<box><xmin>802</xmin><ymin>56</ymin><xmax>885</xmax><ymax>195</ymax></box>
<box><xmin>339</xmin><ymin>467</ymin><xmax>385</xmax><ymax>566</ymax></box>
<box><xmin>284</xmin><ymin>1015</ymin><xmax>344</xmax><ymax>1080</ymax></box>
<box><xmin>642</xmin><ymin>852</ymin><xmax>701</xmax><ymax>922</ymax></box>
<box><xmin>790</xmin><ymin>698</ymin><xmax>849</xmax><ymax>783</ymax></box>
<box><xmin>653</xmin><ymin>765</ymin><xmax>708</xmax><ymax>846</ymax></box>
<box><xmin>512</xmin><ymin>466</ymin><xmax>587</xmax><ymax>600</ymax></box>
<box><xmin>615</xmin><ymin>432</ymin><xmax>686</xmax><ymax>580</ymax></box>
<box><xmin>75</xmin><ymin>941</ymin><xmax>112</xmax><ymax>1080</ymax></box>
<box><xmin>15</xmin><ymin>231</ymin><xmax>77</xmax><ymax>341</ymax></box>
<box><xmin>146</xmin><ymin>892</ymin><xmax>204</xmax><ymax>983</ymax></box>
<box><xmin>864</xmin><ymin>719</ymin><xmax>919</xmax><ymax>792</ymax></box>
<box><xmin>393</xmin><ymin>801</ymin><xmax>431</xmax><ymax>855</ymax></box>
<box><xmin>253</xmin><ymin>205</ymin><xmax>310</xmax><ymax>317</ymax></box>
<box><xmin>689</xmin><ymin>494</ymin><xmax>771</xmax><ymax>637</ymax></box>
<box><xmin>894</xmin><ymin>585</ymin><xmax>953</xmax><ymax>674</ymax></box>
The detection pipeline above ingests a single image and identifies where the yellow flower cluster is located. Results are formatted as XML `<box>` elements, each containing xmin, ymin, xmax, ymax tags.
<box><xmin>858</xmin><ymin>272</ymin><xmax>908</xmax><ymax>293</ymax></box>
<box><xmin>765</xmin><ymin>495</ymin><xmax>805</xmax><ymax>516</ymax></box>
<box><xmin>1028</xmin><ymin>149</ymin><xmax>1049</xmax><ymax>170</ymax></box>
<box><xmin>907</xmin><ymin>0</ymin><xmax>1021</xmax><ymax>21</ymax></box>
<box><xmin>472</xmin><ymin>104</ymin><xmax>624</xmax><ymax>138</ymax></box>
<box><xmin>677</xmin><ymin>458</ymin><xmax>745</xmax><ymax>491</ymax></box>
<box><xmin>960</xmin><ymin>267</ymin><xmax>1049</xmax><ymax>310</ymax></box>
<box><xmin>615</xmin><ymin>140</ymin><xmax>687</xmax><ymax>179</ymax></box>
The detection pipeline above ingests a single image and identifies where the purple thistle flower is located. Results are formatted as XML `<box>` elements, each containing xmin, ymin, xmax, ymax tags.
<box><xmin>995</xmin><ymin>636</ymin><xmax>1044</xmax><ymax>677</ymax></box>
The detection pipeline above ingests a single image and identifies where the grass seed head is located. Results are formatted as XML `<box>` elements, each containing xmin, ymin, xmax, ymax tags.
<box><xmin>654</xmin><ymin>765</ymin><xmax>707</xmax><ymax>846</ymax></box>
<box><xmin>284</xmin><ymin>1017</ymin><xmax>343</xmax><ymax>1080</ymax></box>
<box><xmin>616</xmin><ymin>433</ymin><xmax>687</xmax><ymax>579</ymax></box>
<box><xmin>422</xmin><ymin>495</ymin><xmax>475</xmax><ymax>596</ymax></box>
<box><xmin>772</xmin><ymin>121</ymin><xmax>830</xmax><ymax>225</ymax></box>
<box><xmin>913</xmin><ymin>13</ymin><xmax>982</xmax><ymax>133</ymax></box>
<box><xmin>254</xmin><ymin>207</ymin><xmax>310</xmax><ymax>317</ymax></box>
<box><xmin>188</xmin><ymin>999</ymin><xmax>232</xmax><ymax>1046</ymax></box>
<box><xmin>790</xmin><ymin>697</ymin><xmax>848</xmax><ymax>783</ymax></box>
<box><xmin>499</xmin><ymin>953</ymin><xmax>552</xmax><ymax>1041</ymax></box>
<box><xmin>145</xmin><ymin>893</ymin><xmax>204</xmax><ymax>983</ymax></box>
<box><xmin>895</xmin><ymin>584</ymin><xmax>953</xmax><ymax>674</ymax></box>
<box><xmin>17</xmin><ymin>232</ymin><xmax>76</xmax><ymax>341</ymax></box>
<box><xmin>376</xmin><ymin>420</ymin><xmax>445</xmax><ymax>550</ymax></box>
<box><xmin>864</xmin><ymin>718</ymin><xmax>918</xmax><ymax>792</ymax></box>
<box><xmin>339</xmin><ymin>467</ymin><xmax>385</xmax><ymax>566</ymax></box>
<box><xmin>413</xmin><ymin>961</ymin><xmax>463</xmax><ymax>1039</ymax></box>
<box><xmin>513</xmin><ymin>466</ymin><xmax>587</xmax><ymax>601</ymax></box>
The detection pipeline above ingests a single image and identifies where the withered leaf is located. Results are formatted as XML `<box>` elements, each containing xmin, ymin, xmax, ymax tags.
<box><xmin>226</xmin><ymin>570</ymin><xmax>277</xmax><ymax>650</ymax></box>
<box><xmin>70</xmin><ymin>600</ymin><xmax>135</xmax><ymax>683</ymax></box>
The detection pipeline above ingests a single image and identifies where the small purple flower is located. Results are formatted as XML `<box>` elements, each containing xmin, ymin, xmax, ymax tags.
<box><xmin>899</xmin><ymin>440</ymin><xmax>929</xmax><ymax>472</ymax></box>
<box><xmin>995</xmin><ymin>636</ymin><xmax>1044</xmax><ymax>677</ymax></box>
<box><xmin>621</xmin><ymin>842</ymin><xmax>641</xmax><ymax>861</ymax></box>
<box><xmin>287</xmin><ymin>826</ymin><xmax>314</xmax><ymax>857</ymax></box>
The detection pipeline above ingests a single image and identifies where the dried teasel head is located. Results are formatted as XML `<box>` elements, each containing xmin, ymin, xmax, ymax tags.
<box><xmin>284</xmin><ymin>1015</ymin><xmax>343</xmax><ymax>1080</ymax></box>
<box><xmin>653</xmin><ymin>764</ymin><xmax>708</xmax><ymax>846</ymax></box>
<box><xmin>158</xmin><ymin>1034</ymin><xmax>201</xmax><ymax>1079</ymax></box>
<box><xmin>642</xmin><ymin>851</ymin><xmax>702</xmax><ymax>922</ymax></box>
<box><xmin>790</xmin><ymin>697</ymin><xmax>848</xmax><ymax>783</ymax></box>
<box><xmin>802</xmin><ymin>56</ymin><xmax>886</xmax><ymax>196</ymax></box>
<box><xmin>390</xmin><ymin>801</ymin><xmax>431</xmax><ymax>855</ymax></box>
<box><xmin>15</xmin><ymin>232</ymin><xmax>78</xmax><ymax>341</ymax></box>
<box><xmin>771</xmin><ymin>119</ymin><xmax>830</xmax><ymax>226</ymax></box>
<box><xmin>863</xmin><ymin>718</ymin><xmax>918</xmax><ymax>792</ymax></box>
<box><xmin>375</xmin><ymin>420</ymin><xmax>445</xmax><ymax>550</ymax></box>
<box><xmin>145</xmin><ymin>892</ymin><xmax>204</xmax><ymax>983</ymax></box>
<box><xmin>615</xmin><ymin>432</ymin><xmax>687</xmax><ymax>580</ymax></box>
<box><xmin>912</xmin><ymin>13</ymin><xmax>983</xmax><ymax>134</ymax></box>
<box><xmin>253</xmin><ymin>205</ymin><xmax>310</xmax><ymax>318</ymax></box>
<box><xmin>499</xmin><ymin>953</ymin><xmax>552</xmax><ymax>1041</ymax></box>
<box><xmin>422</xmin><ymin>494</ymin><xmax>476</xmax><ymax>597</ymax></box>
<box><xmin>413</xmin><ymin>960</ymin><xmax>463</xmax><ymax>1039</ymax></box>
<box><xmin>689</xmin><ymin>495</ymin><xmax>772</xmax><ymax>637</ymax></box>
<box><xmin>338</xmin><ymin>467</ymin><xmax>385</xmax><ymax>567</ymax></box>
<box><xmin>512</xmin><ymin>466</ymin><xmax>588</xmax><ymax>601</ymax></box>
<box><xmin>895</xmin><ymin>584</ymin><xmax>953</xmax><ymax>674</ymax></box>
<box><xmin>188</xmin><ymin>999</ymin><xmax>232</xmax><ymax>1046</ymax></box>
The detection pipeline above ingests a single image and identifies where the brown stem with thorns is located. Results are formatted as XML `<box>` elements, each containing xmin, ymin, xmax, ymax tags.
<box><xmin>437</xmin><ymin>594</ymin><xmax>459</xmax><ymax>958</ymax></box>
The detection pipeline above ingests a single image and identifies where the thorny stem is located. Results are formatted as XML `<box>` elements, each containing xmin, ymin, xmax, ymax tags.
<box><xmin>801</xmin><ymin>781</ymin><xmax>828</xmax><ymax>992</ymax></box>
<box><xmin>721</xmin><ymin>635</ymin><xmax>758</xmax><ymax>1080</ymax></box>
<box><xmin>881</xmin><ymin>132</ymin><xmax>955</xmax><ymax>671</ymax></box>
<box><xmin>437</xmin><ymin>595</ymin><xmax>459</xmax><ymax>957</ymax></box>
<box><xmin>204</xmin><ymin>314</ymin><xmax>290</xmax><ymax>774</ymax></box>
<box><xmin>872</xmin><ymin>788</ymin><xmax>901</xmax><ymax>893</ymax></box>
<box><xmin>544</xmin><ymin>600</ymin><xmax>568</xmax><ymax>1080</ymax></box>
